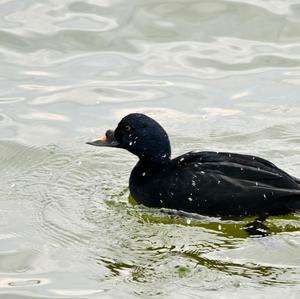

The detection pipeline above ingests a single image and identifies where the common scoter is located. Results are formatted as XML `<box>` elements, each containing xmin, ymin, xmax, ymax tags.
<box><xmin>87</xmin><ymin>113</ymin><xmax>300</xmax><ymax>217</ymax></box>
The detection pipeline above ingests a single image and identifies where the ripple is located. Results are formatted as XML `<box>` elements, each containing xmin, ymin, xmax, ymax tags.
<box><xmin>55</xmin><ymin>14</ymin><xmax>119</xmax><ymax>32</ymax></box>
<box><xmin>0</xmin><ymin>249</ymin><xmax>39</xmax><ymax>273</ymax></box>
<box><xmin>0</xmin><ymin>96</ymin><xmax>26</xmax><ymax>104</ymax></box>
<box><xmin>51</xmin><ymin>288</ymin><xmax>104</xmax><ymax>296</ymax></box>
<box><xmin>0</xmin><ymin>277</ymin><xmax>50</xmax><ymax>289</ymax></box>
<box><xmin>0</xmin><ymin>141</ymin><xmax>49</xmax><ymax>179</ymax></box>
<box><xmin>0</xmin><ymin>29</ymin><xmax>113</xmax><ymax>53</ymax></box>
<box><xmin>30</xmin><ymin>84</ymin><xmax>167</xmax><ymax>106</ymax></box>
<box><xmin>184</xmin><ymin>54</ymin><xmax>300</xmax><ymax>72</ymax></box>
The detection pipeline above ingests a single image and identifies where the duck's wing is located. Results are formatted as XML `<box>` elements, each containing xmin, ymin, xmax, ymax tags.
<box><xmin>173</xmin><ymin>151</ymin><xmax>299</xmax><ymax>189</ymax></box>
<box><xmin>174</xmin><ymin>151</ymin><xmax>281</xmax><ymax>172</ymax></box>
<box><xmin>167</xmin><ymin>151</ymin><xmax>300</xmax><ymax>216</ymax></box>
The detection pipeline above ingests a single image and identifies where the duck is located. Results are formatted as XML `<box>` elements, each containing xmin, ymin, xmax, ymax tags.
<box><xmin>87</xmin><ymin>113</ymin><xmax>300</xmax><ymax>217</ymax></box>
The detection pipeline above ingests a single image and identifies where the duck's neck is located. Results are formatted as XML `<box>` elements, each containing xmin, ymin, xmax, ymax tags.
<box><xmin>140</xmin><ymin>154</ymin><xmax>171</xmax><ymax>167</ymax></box>
<box><xmin>131</xmin><ymin>156</ymin><xmax>170</xmax><ymax>180</ymax></box>
<box><xmin>129</xmin><ymin>155</ymin><xmax>171</xmax><ymax>205</ymax></box>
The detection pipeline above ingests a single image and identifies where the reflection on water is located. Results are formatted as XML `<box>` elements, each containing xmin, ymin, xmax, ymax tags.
<box><xmin>1</xmin><ymin>0</ymin><xmax>300</xmax><ymax>298</ymax></box>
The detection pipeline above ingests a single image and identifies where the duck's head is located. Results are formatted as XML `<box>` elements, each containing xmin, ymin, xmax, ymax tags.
<box><xmin>87</xmin><ymin>113</ymin><xmax>171</xmax><ymax>164</ymax></box>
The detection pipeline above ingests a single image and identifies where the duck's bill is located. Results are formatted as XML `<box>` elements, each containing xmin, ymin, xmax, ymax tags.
<box><xmin>86</xmin><ymin>130</ymin><xmax>120</xmax><ymax>147</ymax></box>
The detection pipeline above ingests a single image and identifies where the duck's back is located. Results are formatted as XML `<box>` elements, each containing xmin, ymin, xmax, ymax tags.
<box><xmin>130</xmin><ymin>151</ymin><xmax>300</xmax><ymax>216</ymax></box>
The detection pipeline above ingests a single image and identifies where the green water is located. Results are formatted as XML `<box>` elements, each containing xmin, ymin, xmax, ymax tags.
<box><xmin>1</xmin><ymin>0</ymin><xmax>300</xmax><ymax>298</ymax></box>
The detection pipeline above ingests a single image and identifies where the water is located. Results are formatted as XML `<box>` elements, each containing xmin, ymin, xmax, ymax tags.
<box><xmin>1</xmin><ymin>0</ymin><xmax>300</xmax><ymax>298</ymax></box>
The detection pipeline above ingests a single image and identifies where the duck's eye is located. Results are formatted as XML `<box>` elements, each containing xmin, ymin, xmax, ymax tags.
<box><xmin>125</xmin><ymin>125</ymin><xmax>131</xmax><ymax>131</ymax></box>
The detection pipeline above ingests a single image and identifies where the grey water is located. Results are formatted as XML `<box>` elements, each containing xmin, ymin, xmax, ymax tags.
<box><xmin>1</xmin><ymin>0</ymin><xmax>300</xmax><ymax>298</ymax></box>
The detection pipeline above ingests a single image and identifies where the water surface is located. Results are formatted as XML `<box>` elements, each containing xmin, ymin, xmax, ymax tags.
<box><xmin>1</xmin><ymin>0</ymin><xmax>300</xmax><ymax>298</ymax></box>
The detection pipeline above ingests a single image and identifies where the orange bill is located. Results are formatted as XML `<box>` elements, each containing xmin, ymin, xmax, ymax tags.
<box><xmin>99</xmin><ymin>135</ymin><xmax>107</xmax><ymax>141</ymax></box>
